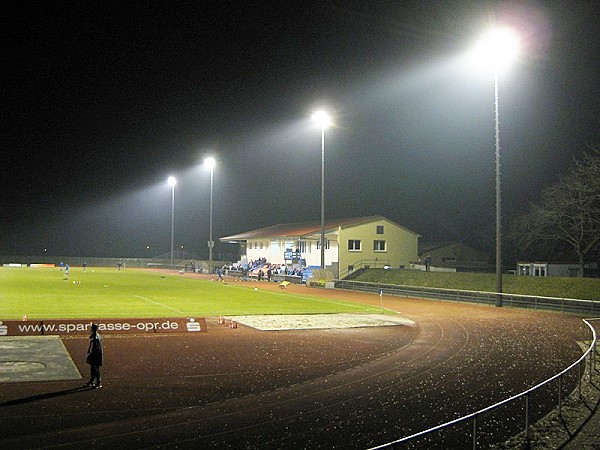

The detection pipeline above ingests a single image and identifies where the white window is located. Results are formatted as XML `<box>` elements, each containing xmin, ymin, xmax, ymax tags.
<box><xmin>298</xmin><ymin>240</ymin><xmax>307</xmax><ymax>253</ymax></box>
<box><xmin>348</xmin><ymin>239</ymin><xmax>361</xmax><ymax>251</ymax></box>
<box><xmin>316</xmin><ymin>239</ymin><xmax>330</xmax><ymax>250</ymax></box>
<box><xmin>373</xmin><ymin>240</ymin><xmax>386</xmax><ymax>252</ymax></box>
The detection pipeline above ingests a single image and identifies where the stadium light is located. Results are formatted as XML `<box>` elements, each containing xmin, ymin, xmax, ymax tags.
<box><xmin>473</xmin><ymin>27</ymin><xmax>520</xmax><ymax>307</ymax></box>
<box><xmin>204</xmin><ymin>157</ymin><xmax>216</xmax><ymax>270</ymax></box>
<box><xmin>311</xmin><ymin>110</ymin><xmax>332</xmax><ymax>270</ymax></box>
<box><xmin>472</xmin><ymin>27</ymin><xmax>520</xmax><ymax>72</ymax></box>
<box><xmin>167</xmin><ymin>176</ymin><xmax>177</xmax><ymax>269</ymax></box>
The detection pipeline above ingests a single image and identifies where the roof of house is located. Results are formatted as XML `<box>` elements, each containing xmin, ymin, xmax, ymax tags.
<box><xmin>418</xmin><ymin>241</ymin><xmax>459</xmax><ymax>254</ymax></box>
<box><xmin>220</xmin><ymin>215</ymin><xmax>419</xmax><ymax>242</ymax></box>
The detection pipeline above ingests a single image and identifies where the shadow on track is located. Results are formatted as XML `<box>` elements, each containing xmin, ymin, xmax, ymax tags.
<box><xmin>0</xmin><ymin>386</ymin><xmax>92</xmax><ymax>407</ymax></box>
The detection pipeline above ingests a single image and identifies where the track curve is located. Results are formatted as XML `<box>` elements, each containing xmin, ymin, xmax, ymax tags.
<box><xmin>0</xmin><ymin>284</ymin><xmax>588</xmax><ymax>449</ymax></box>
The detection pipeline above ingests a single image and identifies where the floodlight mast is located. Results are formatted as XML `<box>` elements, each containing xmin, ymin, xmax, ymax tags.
<box><xmin>474</xmin><ymin>27</ymin><xmax>520</xmax><ymax>307</ymax></box>
<box><xmin>312</xmin><ymin>110</ymin><xmax>332</xmax><ymax>270</ymax></box>
<box><xmin>204</xmin><ymin>157</ymin><xmax>216</xmax><ymax>271</ymax></box>
<box><xmin>167</xmin><ymin>176</ymin><xmax>177</xmax><ymax>270</ymax></box>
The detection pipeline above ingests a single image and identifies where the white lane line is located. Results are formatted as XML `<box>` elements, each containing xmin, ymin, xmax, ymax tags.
<box><xmin>134</xmin><ymin>295</ymin><xmax>185</xmax><ymax>314</ymax></box>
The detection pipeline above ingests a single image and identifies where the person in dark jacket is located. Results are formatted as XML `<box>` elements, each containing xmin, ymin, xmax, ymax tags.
<box><xmin>85</xmin><ymin>324</ymin><xmax>103</xmax><ymax>388</ymax></box>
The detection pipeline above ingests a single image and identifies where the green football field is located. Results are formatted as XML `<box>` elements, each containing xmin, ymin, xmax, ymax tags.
<box><xmin>0</xmin><ymin>267</ymin><xmax>382</xmax><ymax>320</ymax></box>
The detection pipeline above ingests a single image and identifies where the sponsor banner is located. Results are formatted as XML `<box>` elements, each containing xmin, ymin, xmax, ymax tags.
<box><xmin>0</xmin><ymin>317</ymin><xmax>207</xmax><ymax>336</ymax></box>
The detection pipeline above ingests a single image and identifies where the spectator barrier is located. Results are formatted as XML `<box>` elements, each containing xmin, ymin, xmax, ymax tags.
<box><xmin>330</xmin><ymin>280</ymin><xmax>598</xmax><ymax>449</ymax></box>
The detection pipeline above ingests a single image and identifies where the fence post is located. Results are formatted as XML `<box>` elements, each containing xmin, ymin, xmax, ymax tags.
<box><xmin>524</xmin><ymin>393</ymin><xmax>530</xmax><ymax>442</ymax></box>
<box><xmin>558</xmin><ymin>375</ymin><xmax>563</xmax><ymax>417</ymax></box>
<box><xmin>590</xmin><ymin>345</ymin><xmax>594</xmax><ymax>382</ymax></box>
<box><xmin>472</xmin><ymin>415</ymin><xmax>477</xmax><ymax>450</ymax></box>
<box><xmin>594</xmin><ymin>340</ymin><xmax>597</xmax><ymax>374</ymax></box>
<box><xmin>590</xmin><ymin>338</ymin><xmax>597</xmax><ymax>380</ymax></box>
<box><xmin>592</xmin><ymin>342</ymin><xmax>598</xmax><ymax>371</ymax></box>
<box><xmin>578</xmin><ymin>361</ymin><xmax>582</xmax><ymax>399</ymax></box>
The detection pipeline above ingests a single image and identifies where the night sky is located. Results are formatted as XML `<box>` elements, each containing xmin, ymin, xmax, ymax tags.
<box><xmin>2</xmin><ymin>1</ymin><xmax>600</xmax><ymax>260</ymax></box>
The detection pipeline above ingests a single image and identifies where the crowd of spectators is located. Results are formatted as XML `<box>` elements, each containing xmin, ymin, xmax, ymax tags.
<box><xmin>222</xmin><ymin>258</ymin><xmax>303</xmax><ymax>281</ymax></box>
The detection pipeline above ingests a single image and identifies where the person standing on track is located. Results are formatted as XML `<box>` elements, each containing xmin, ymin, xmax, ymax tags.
<box><xmin>85</xmin><ymin>324</ymin><xmax>103</xmax><ymax>388</ymax></box>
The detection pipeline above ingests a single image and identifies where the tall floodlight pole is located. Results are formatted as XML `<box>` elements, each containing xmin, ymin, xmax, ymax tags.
<box><xmin>167</xmin><ymin>176</ymin><xmax>177</xmax><ymax>270</ymax></box>
<box><xmin>493</xmin><ymin>68</ymin><xmax>502</xmax><ymax>306</ymax></box>
<box><xmin>474</xmin><ymin>27</ymin><xmax>520</xmax><ymax>307</ymax></box>
<box><xmin>312</xmin><ymin>110</ymin><xmax>332</xmax><ymax>270</ymax></box>
<box><xmin>204</xmin><ymin>157</ymin><xmax>216</xmax><ymax>270</ymax></box>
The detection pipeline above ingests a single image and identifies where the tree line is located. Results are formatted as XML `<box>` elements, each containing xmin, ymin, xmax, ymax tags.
<box><xmin>511</xmin><ymin>148</ymin><xmax>600</xmax><ymax>276</ymax></box>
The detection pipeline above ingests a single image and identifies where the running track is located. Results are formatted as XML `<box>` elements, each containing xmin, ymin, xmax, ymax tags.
<box><xmin>0</xmin><ymin>282</ymin><xmax>588</xmax><ymax>449</ymax></box>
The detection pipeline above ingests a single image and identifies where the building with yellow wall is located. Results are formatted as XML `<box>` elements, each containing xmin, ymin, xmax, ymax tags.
<box><xmin>220</xmin><ymin>215</ymin><xmax>419</xmax><ymax>278</ymax></box>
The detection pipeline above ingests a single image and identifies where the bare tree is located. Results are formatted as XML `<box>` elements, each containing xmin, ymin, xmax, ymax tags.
<box><xmin>512</xmin><ymin>149</ymin><xmax>600</xmax><ymax>276</ymax></box>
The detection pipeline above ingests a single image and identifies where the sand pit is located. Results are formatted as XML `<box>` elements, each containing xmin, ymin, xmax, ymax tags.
<box><xmin>225</xmin><ymin>313</ymin><xmax>416</xmax><ymax>330</ymax></box>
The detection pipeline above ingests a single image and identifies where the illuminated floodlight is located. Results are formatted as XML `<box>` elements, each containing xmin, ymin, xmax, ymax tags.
<box><xmin>472</xmin><ymin>26</ymin><xmax>520</xmax><ymax>307</ymax></box>
<box><xmin>472</xmin><ymin>26</ymin><xmax>520</xmax><ymax>71</ymax></box>
<box><xmin>167</xmin><ymin>176</ymin><xmax>177</xmax><ymax>187</ymax></box>
<box><xmin>204</xmin><ymin>157</ymin><xmax>216</xmax><ymax>170</ymax></box>
<box><xmin>312</xmin><ymin>110</ymin><xmax>332</xmax><ymax>129</ymax></box>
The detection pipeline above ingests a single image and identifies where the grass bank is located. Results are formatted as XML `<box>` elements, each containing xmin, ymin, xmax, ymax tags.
<box><xmin>350</xmin><ymin>269</ymin><xmax>600</xmax><ymax>301</ymax></box>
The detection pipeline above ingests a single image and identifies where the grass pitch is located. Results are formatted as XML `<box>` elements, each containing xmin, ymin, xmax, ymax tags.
<box><xmin>0</xmin><ymin>267</ymin><xmax>382</xmax><ymax>320</ymax></box>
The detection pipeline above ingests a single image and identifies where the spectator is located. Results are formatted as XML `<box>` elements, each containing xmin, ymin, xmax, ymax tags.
<box><xmin>85</xmin><ymin>324</ymin><xmax>103</xmax><ymax>389</ymax></box>
<box><xmin>425</xmin><ymin>254</ymin><xmax>432</xmax><ymax>272</ymax></box>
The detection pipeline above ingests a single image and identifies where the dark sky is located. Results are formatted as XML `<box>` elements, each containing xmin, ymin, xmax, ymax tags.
<box><xmin>2</xmin><ymin>1</ymin><xmax>600</xmax><ymax>260</ymax></box>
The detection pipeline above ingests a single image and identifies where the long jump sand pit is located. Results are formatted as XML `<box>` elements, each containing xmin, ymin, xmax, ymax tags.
<box><xmin>225</xmin><ymin>313</ymin><xmax>416</xmax><ymax>330</ymax></box>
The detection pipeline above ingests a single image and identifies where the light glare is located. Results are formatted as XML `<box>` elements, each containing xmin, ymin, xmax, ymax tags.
<box><xmin>204</xmin><ymin>157</ymin><xmax>216</xmax><ymax>170</ymax></box>
<box><xmin>312</xmin><ymin>110</ymin><xmax>332</xmax><ymax>129</ymax></box>
<box><xmin>473</xmin><ymin>27</ymin><xmax>520</xmax><ymax>71</ymax></box>
<box><xmin>167</xmin><ymin>176</ymin><xmax>177</xmax><ymax>187</ymax></box>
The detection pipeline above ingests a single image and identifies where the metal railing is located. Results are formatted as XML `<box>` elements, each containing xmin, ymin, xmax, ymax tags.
<box><xmin>368</xmin><ymin>319</ymin><xmax>597</xmax><ymax>449</ymax></box>
<box><xmin>332</xmin><ymin>279</ymin><xmax>600</xmax><ymax>449</ymax></box>
<box><xmin>334</xmin><ymin>279</ymin><xmax>599</xmax><ymax>315</ymax></box>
